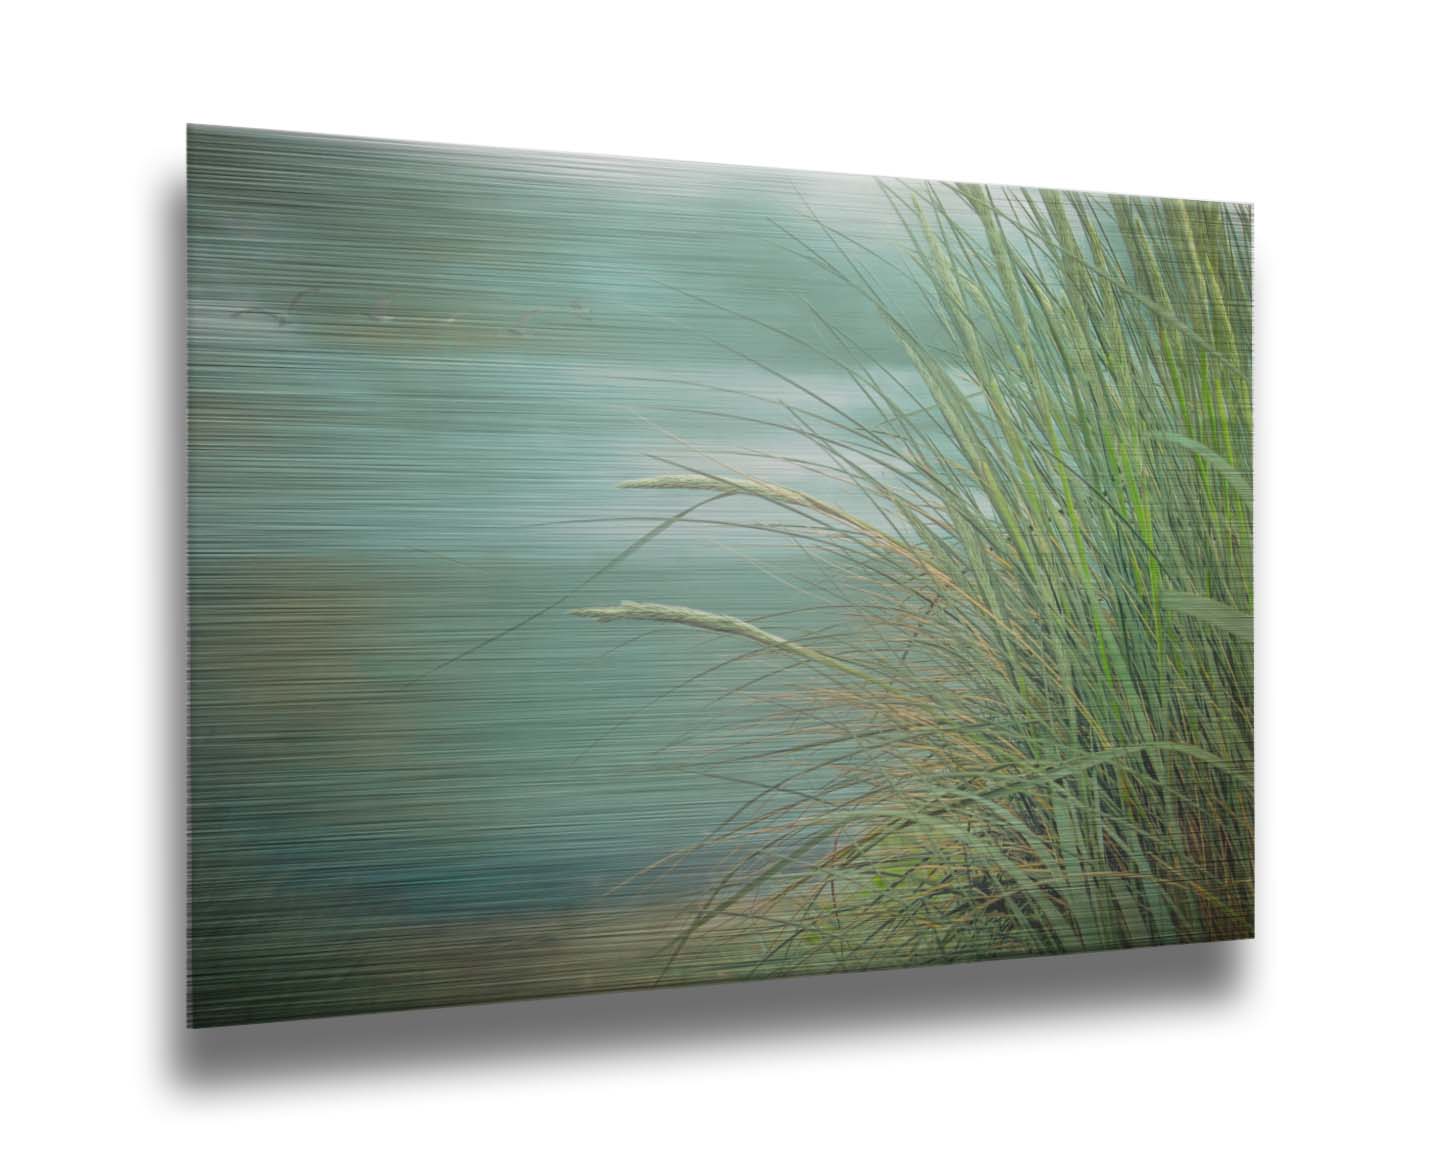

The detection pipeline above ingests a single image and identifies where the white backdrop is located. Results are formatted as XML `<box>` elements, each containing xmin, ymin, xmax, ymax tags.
<box><xmin>5</xmin><ymin>2</ymin><xmax>1436</xmax><ymax>1147</ymax></box>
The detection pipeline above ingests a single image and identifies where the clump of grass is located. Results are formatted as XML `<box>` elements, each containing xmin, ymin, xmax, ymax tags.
<box><xmin>577</xmin><ymin>182</ymin><xmax>1252</xmax><ymax>977</ymax></box>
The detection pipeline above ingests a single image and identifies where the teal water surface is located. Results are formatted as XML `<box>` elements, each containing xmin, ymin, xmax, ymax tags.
<box><xmin>187</xmin><ymin>126</ymin><xmax>937</xmax><ymax>1021</ymax></box>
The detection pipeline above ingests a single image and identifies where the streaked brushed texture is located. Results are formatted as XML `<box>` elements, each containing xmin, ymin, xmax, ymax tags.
<box><xmin>188</xmin><ymin>126</ymin><xmax>1253</xmax><ymax>1026</ymax></box>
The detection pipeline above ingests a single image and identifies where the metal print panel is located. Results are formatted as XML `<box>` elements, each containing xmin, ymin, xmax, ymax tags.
<box><xmin>187</xmin><ymin>126</ymin><xmax>1253</xmax><ymax>1026</ymax></box>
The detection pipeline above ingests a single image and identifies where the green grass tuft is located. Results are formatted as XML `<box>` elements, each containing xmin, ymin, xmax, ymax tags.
<box><xmin>577</xmin><ymin>181</ymin><xmax>1253</xmax><ymax>976</ymax></box>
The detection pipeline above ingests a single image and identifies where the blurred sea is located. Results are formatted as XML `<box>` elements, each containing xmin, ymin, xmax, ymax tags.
<box><xmin>187</xmin><ymin>126</ymin><xmax>933</xmax><ymax>1021</ymax></box>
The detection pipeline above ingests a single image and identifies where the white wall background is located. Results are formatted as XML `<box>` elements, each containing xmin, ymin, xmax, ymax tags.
<box><xmin>5</xmin><ymin>2</ymin><xmax>1436</xmax><ymax>1146</ymax></box>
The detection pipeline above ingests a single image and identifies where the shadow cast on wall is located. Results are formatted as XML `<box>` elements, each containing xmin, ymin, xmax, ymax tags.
<box><xmin>173</xmin><ymin>940</ymin><xmax>1248</xmax><ymax>1086</ymax></box>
